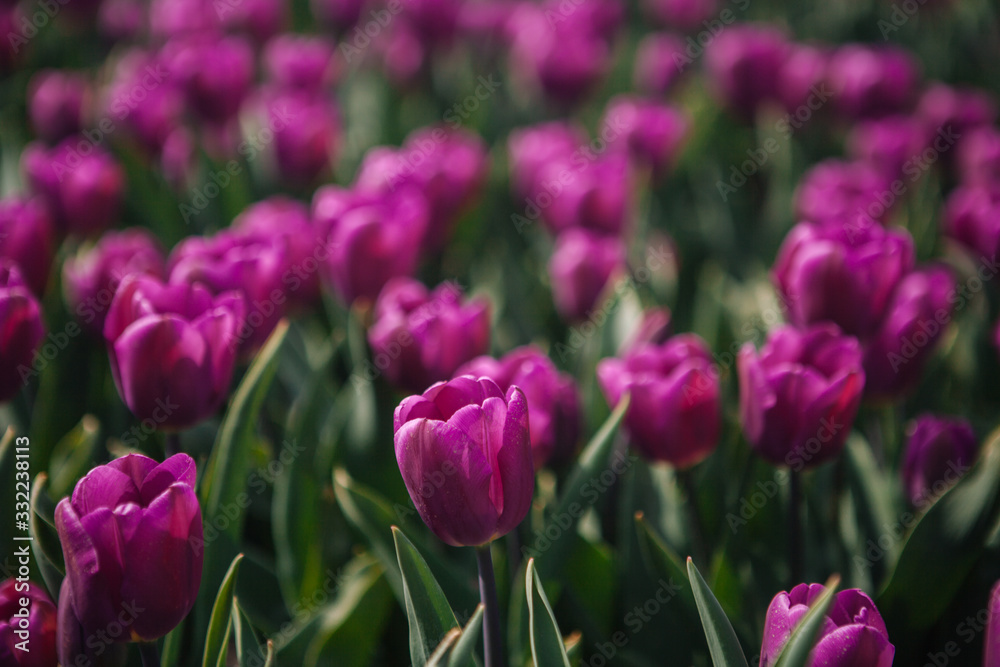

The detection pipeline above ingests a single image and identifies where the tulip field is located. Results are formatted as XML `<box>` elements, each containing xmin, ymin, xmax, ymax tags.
<box><xmin>3</xmin><ymin>0</ymin><xmax>1000</xmax><ymax>664</ymax></box>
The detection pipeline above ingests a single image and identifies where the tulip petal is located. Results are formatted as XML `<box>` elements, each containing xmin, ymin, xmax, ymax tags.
<box><xmin>141</xmin><ymin>453</ymin><xmax>198</xmax><ymax>504</ymax></box>
<box><xmin>70</xmin><ymin>465</ymin><xmax>142</xmax><ymax>514</ymax></box>
<box><xmin>494</xmin><ymin>386</ymin><xmax>534</xmax><ymax>538</ymax></box>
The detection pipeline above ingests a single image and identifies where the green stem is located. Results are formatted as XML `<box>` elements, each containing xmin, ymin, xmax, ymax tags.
<box><xmin>475</xmin><ymin>544</ymin><xmax>503</xmax><ymax>667</ymax></box>
<box><xmin>138</xmin><ymin>642</ymin><xmax>161</xmax><ymax>667</ymax></box>
<box><xmin>789</xmin><ymin>469</ymin><xmax>803</xmax><ymax>584</ymax></box>
<box><xmin>678</xmin><ymin>468</ymin><xmax>708</xmax><ymax>566</ymax></box>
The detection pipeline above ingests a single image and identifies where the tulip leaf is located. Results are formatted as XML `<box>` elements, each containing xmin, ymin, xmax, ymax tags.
<box><xmin>203</xmin><ymin>553</ymin><xmax>244</xmax><ymax>667</ymax></box>
<box><xmin>232</xmin><ymin>597</ymin><xmax>266</xmax><ymax>666</ymax></box>
<box><xmin>263</xmin><ymin>641</ymin><xmax>276</xmax><ymax>667</ymax></box>
<box><xmin>877</xmin><ymin>427</ymin><xmax>1000</xmax><ymax>633</ymax></box>
<box><xmin>201</xmin><ymin>319</ymin><xmax>289</xmax><ymax>540</ymax></box>
<box><xmin>772</xmin><ymin>576</ymin><xmax>840</xmax><ymax>667</ymax></box>
<box><xmin>448</xmin><ymin>604</ymin><xmax>485</xmax><ymax>667</ymax></box>
<box><xmin>634</xmin><ymin>513</ymin><xmax>698</xmax><ymax>616</ymax></box>
<box><xmin>30</xmin><ymin>473</ymin><xmax>65</xmax><ymax>598</ymax></box>
<box><xmin>0</xmin><ymin>428</ymin><xmax>16</xmax><ymax>581</ymax></box>
<box><xmin>425</xmin><ymin>628</ymin><xmax>461</xmax><ymax>666</ymax></box>
<box><xmin>686</xmin><ymin>557</ymin><xmax>750</xmax><ymax>667</ymax></box>
<box><xmin>526</xmin><ymin>558</ymin><xmax>572</xmax><ymax>667</ymax></box>
<box><xmin>393</xmin><ymin>526</ymin><xmax>462</xmax><ymax>666</ymax></box>
<box><xmin>47</xmin><ymin>414</ymin><xmax>100</xmax><ymax>499</ymax></box>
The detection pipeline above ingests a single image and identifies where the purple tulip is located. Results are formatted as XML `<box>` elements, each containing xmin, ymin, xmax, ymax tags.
<box><xmin>28</xmin><ymin>69</ymin><xmax>89</xmax><ymax>144</ymax></box>
<box><xmin>393</xmin><ymin>376</ymin><xmax>533</xmax><ymax>546</ymax></box>
<box><xmin>368</xmin><ymin>278</ymin><xmax>490</xmax><ymax>393</ymax></box>
<box><xmin>597</xmin><ymin>334</ymin><xmax>720</xmax><ymax>467</ymax></box>
<box><xmin>603</xmin><ymin>96</ymin><xmax>689</xmax><ymax>177</ymax></box>
<box><xmin>539</xmin><ymin>150</ymin><xmax>632</xmax><ymax>238</ymax></box>
<box><xmin>846</xmin><ymin>115</ymin><xmax>930</xmax><ymax>180</ymax></box>
<box><xmin>861</xmin><ymin>265</ymin><xmax>954</xmax><ymax>401</ymax></box>
<box><xmin>149</xmin><ymin>0</ymin><xmax>220</xmax><ymax>37</ymax></box>
<box><xmin>916</xmin><ymin>83</ymin><xmax>996</xmax><ymax>140</ymax></box>
<box><xmin>22</xmin><ymin>139</ymin><xmax>125</xmax><ymax>237</ymax></box>
<box><xmin>378</xmin><ymin>22</ymin><xmax>426</xmax><ymax>86</ymax></box>
<box><xmin>103</xmin><ymin>275</ymin><xmax>244</xmax><ymax>429</ymax></box>
<box><xmin>0</xmin><ymin>262</ymin><xmax>45</xmax><ymax>403</ymax></box>
<box><xmin>705</xmin><ymin>23</ymin><xmax>790</xmax><ymax>117</ymax></box>
<box><xmin>98</xmin><ymin>0</ymin><xmax>147</xmax><ymax>40</ymax></box>
<box><xmin>63</xmin><ymin>229</ymin><xmax>167</xmax><ymax>334</ymax></box>
<box><xmin>161</xmin><ymin>128</ymin><xmax>198</xmax><ymax>190</ymax></box>
<box><xmin>901</xmin><ymin>414</ymin><xmax>976</xmax><ymax>506</ymax></box>
<box><xmin>311</xmin><ymin>0</ymin><xmax>366</xmax><ymax>32</ymax></box>
<box><xmin>772</xmin><ymin>220</ymin><xmax>915</xmax><ymax>339</ymax></box>
<box><xmin>620</xmin><ymin>307</ymin><xmax>673</xmax><ymax>354</ymax></box>
<box><xmin>548</xmin><ymin>229</ymin><xmax>626</xmax><ymax>322</ymax></box>
<box><xmin>507</xmin><ymin>121</ymin><xmax>588</xmax><ymax>201</ymax></box>
<box><xmin>0</xmin><ymin>197</ymin><xmax>55</xmax><ymax>298</ymax></box>
<box><xmin>263</xmin><ymin>34</ymin><xmax>337</xmax><ymax>93</ymax></box>
<box><xmin>826</xmin><ymin>44</ymin><xmax>920</xmax><ymax>120</ymax></box>
<box><xmin>165</xmin><ymin>36</ymin><xmax>255</xmax><ymax>123</ymax></box>
<box><xmin>456</xmin><ymin>346</ymin><xmax>581</xmax><ymax>467</ymax></box>
<box><xmin>313</xmin><ymin>186</ymin><xmax>428</xmax><ymax>304</ymax></box>
<box><xmin>397</xmin><ymin>0</ymin><xmax>462</xmax><ymax>47</ymax></box>
<box><xmin>55</xmin><ymin>453</ymin><xmax>203</xmax><ymax>663</ymax></box>
<box><xmin>633</xmin><ymin>33</ymin><xmax>688</xmax><ymax>95</ymax></box>
<box><xmin>759</xmin><ymin>584</ymin><xmax>894</xmax><ymax>667</ymax></box>
<box><xmin>251</xmin><ymin>89</ymin><xmax>340</xmax><ymax>185</ymax></box>
<box><xmin>643</xmin><ymin>0</ymin><xmax>716</xmax><ymax>31</ymax></box>
<box><xmin>219</xmin><ymin>0</ymin><xmax>287</xmax><ymax>43</ymax></box>
<box><xmin>957</xmin><ymin>126</ymin><xmax>1000</xmax><ymax>187</ymax></box>
<box><xmin>794</xmin><ymin>159</ymin><xmax>894</xmax><ymax>228</ymax></box>
<box><xmin>0</xmin><ymin>7</ymin><xmax>21</xmax><ymax>74</ymax></box>
<box><xmin>168</xmin><ymin>229</ymin><xmax>288</xmax><ymax>354</ymax></box>
<box><xmin>738</xmin><ymin>324</ymin><xmax>864</xmax><ymax>468</ymax></box>
<box><xmin>777</xmin><ymin>43</ymin><xmax>829</xmax><ymax>115</ymax></box>
<box><xmin>0</xmin><ymin>579</ymin><xmax>58</xmax><ymax>667</ymax></box>
<box><xmin>104</xmin><ymin>49</ymin><xmax>184</xmax><ymax>155</ymax></box>
<box><xmin>354</xmin><ymin>126</ymin><xmax>489</xmax><ymax>250</ymax></box>
<box><xmin>942</xmin><ymin>184</ymin><xmax>1000</xmax><ymax>263</ymax></box>
<box><xmin>986</xmin><ymin>580</ymin><xmax>1000</xmax><ymax>666</ymax></box>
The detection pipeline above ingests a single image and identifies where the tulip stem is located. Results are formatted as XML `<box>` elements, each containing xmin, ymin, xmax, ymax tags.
<box><xmin>165</xmin><ymin>432</ymin><xmax>181</xmax><ymax>457</ymax></box>
<box><xmin>138</xmin><ymin>642</ymin><xmax>161</xmax><ymax>667</ymax></box>
<box><xmin>789</xmin><ymin>469</ymin><xmax>803</xmax><ymax>584</ymax></box>
<box><xmin>475</xmin><ymin>544</ymin><xmax>503</xmax><ymax>667</ymax></box>
<box><xmin>678</xmin><ymin>469</ymin><xmax>708</xmax><ymax>566</ymax></box>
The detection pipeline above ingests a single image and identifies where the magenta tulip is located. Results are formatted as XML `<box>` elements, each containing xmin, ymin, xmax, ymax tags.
<box><xmin>0</xmin><ymin>196</ymin><xmax>54</xmax><ymax>298</ymax></box>
<box><xmin>901</xmin><ymin>414</ymin><xmax>976</xmax><ymax>507</ymax></box>
<box><xmin>0</xmin><ymin>579</ymin><xmax>57</xmax><ymax>667</ymax></box>
<box><xmin>548</xmin><ymin>229</ymin><xmax>626</xmax><ymax>321</ymax></box>
<box><xmin>0</xmin><ymin>262</ymin><xmax>45</xmax><ymax>403</ymax></box>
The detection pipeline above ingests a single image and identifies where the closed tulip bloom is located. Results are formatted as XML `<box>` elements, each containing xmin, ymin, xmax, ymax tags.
<box><xmin>847</xmin><ymin>115</ymin><xmax>930</xmax><ymax>180</ymax></box>
<box><xmin>777</xmin><ymin>44</ymin><xmax>829</xmax><ymax>115</ymax></box>
<box><xmin>0</xmin><ymin>196</ymin><xmax>55</xmax><ymax>297</ymax></box>
<box><xmin>393</xmin><ymin>376</ymin><xmax>533</xmax><ymax>546</ymax></box>
<box><xmin>311</xmin><ymin>0</ymin><xmax>366</xmax><ymax>32</ymax></box>
<box><xmin>826</xmin><ymin>44</ymin><xmax>919</xmax><ymax>120</ymax></box>
<box><xmin>263</xmin><ymin>34</ymin><xmax>337</xmax><ymax>93</ymax></box>
<box><xmin>103</xmin><ymin>275</ymin><xmax>245</xmax><ymax>430</ymax></box>
<box><xmin>916</xmin><ymin>83</ymin><xmax>996</xmax><ymax>139</ymax></box>
<box><xmin>507</xmin><ymin>121</ymin><xmax>587</xmax><ymax>200</ymax></box>
<box><xmin>538</xmin><ymin>151</ymin><xmax>632</xmax><ymax>237</ymax></box>
<box><xmin>633</xmin><ymin>33</ymin><xmax>688</xmax><ymax>95</ymax></box>
<box><xmin>457</xmin><ymin>346</ymin><xmax>581</xmax><ymax>467</ymax></box>
<box><xmin>165</xmin><ymin>36</ymin><xmax>255</xmax><ymax>123</ymax></box>
<box><xmin>0</xmin><ymin>262</ymin><xmax>45</xmax><ymax>403</ymax></box>
<box><xmin>313</xmin><ymin>187</ymin><xmax>428</xmax><ymax>304</ymax></box>
<box><xmin>760</xmin><ymin>585</ymin><xmax>894</xmax><ymax>667</ymax></box>
<box><xmin>63</xmin><ymin>229</ymin><xmax>167</xmax><ymax>334</ymax></box>
<box><xmin>28</xmin><ymin>69</ymin><xmax>89</xmax><ymax>144</ymax></box>
<box><xmin>105</xmin><ymin>50</ymin><xmax>184</xmax><ymax>154</ymax></box>
<box><xmin>772</xmin><ymin>220</ymin><xmax>915</xmax><ymax>339</ymax></box>
<box><xmin>149</xmin><ymin>0</ymin><xmax>221</xmax><ymax>36</ymax></box>
<box><xmin>603</xmin><ymin>96</ymin><xmax>689</xmax><ymax>177</ymax></box>
<box><xmin>548</xmin><ymin>229</ymin><xmax>626</xmax><ymax>322</ymax></box>
<box><xmin>957</xmin><ymin>126</ymin><xmax>1000</xmax><ymax>187</ymax></box>
<box><xmin>862</xmin><ymin>265</ymin><xmax>954</xmax><ymax>401</ymax></box>
<box><xmin>0</xmin><ymin>579</ymin><xmax>57</xmax><ymax>667</ymax></box>
<box><xmin>255</xmin><ymin>89</ymin><xmax>340</xmax><ymax>185</ymax></box>
<box><xmin>794</xmin><ymin>159</ymin><xmax>894</xmax><ymax>228</ymax></box>
<box><xmin>901</xmin><ymin>414</ymin><xmax>975</xmax><ymax>506</ymax></box>
<box><xmin>643</xmin><ymin>0</ymin><xmax>716</xmax><ymax>31</ymax></box>
<box><xmin>738</xmin><ymin>324</ymin><xmax>864</xmax><ymax>467</ymax></box>
<box><xmin>219</xmin><ymin>0</ymin><xmax>287</xmax><ymax>42</ymax></box>
<box><xmin>368</xmin><ymin>278</ymin><xmax>490</xmax><ymax>393</ymax></box>
<box><xmin>986</xmin><ymin>580</ymin><xmax>1000</xmax><ymax>666</ymax></box>
<box><xmin>942</xmin><ymin>184</ymin><xmax>1000</xmax><ymax>263</ymax></box>
<box><xmin>55</xmin><ymin>453</ymin><xmax>203</xmax><ymax>662</ymax></box>
<box><xmin>705</xmin><ymin>23</ymin><xmax>790</xmax><ymax>117</ymax></box>
<box><xmin>597</xmin><ymin>334</ymin><xmax>720</xmax><ymax>467</ymax></box>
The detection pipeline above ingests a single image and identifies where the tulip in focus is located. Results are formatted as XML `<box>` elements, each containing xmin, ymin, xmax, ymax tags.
<box><xmin>393</xmin><ymin>375</ymin><xmax>533</xmax><ymax>546</ymax></box>
<box><xmin>598</xmin><ymin>334</ymin><xmax>719</xmax><ymax>467</ymax></box>
<box><xmin>0</xmin><ymin>579</ymin><xmax>58</xmax><ymax>667</ymax></box>
<box><xmin>103</xmin><ymin>275</ymin><xmax>245</xmax><ymax>430</ymax></box>
<box><xmin>56</xmin><ymin>454</ymin><xmax>203</xmax><ymax>664</ymax></box>
<box><xmin>0</xmin><ymin>262</ymin><xmax>45</xmax><ymax>403</ymax></box>
<box><xmin>901</xmin><ymin>414</ymin><xmax>976</xmax><ymax>506</ymax></box>
<box><xmin>759</xmin><ymin>584</ymin><xmax>894</xmax><ymax>666</ymax></box>
<box><xmin>738</xmin><ymin>324</ymin><xmax>865</xmax><ymax>468</ymax></box>
<box><xmin>548</xmin><ymin>229</ymin><xmax>626</xmax><ymax>321</ymax></box>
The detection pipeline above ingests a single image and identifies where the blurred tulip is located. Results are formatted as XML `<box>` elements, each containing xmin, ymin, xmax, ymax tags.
<box><xmin>150</xmin><ymin>0</ymin><xmax>219</xmax><ymax>39</ymax></box>
<box><xmin>251</xmin><ymin>89</ymin><xmax>340</xmax><ymax>185</ymax></box>
<box><xmin>55</xmin><ymin>453</ymin><xmax>203</xmax><ymax>664</ymax></box>
<box><xmin>165</xmin><ymin>36</ymin><xmax>255</xmax><ymax>124</ymax></box>
<box><xmin>738</xmin><ymin>324</ymin><xmax>864</xmax><ymax>468</ymax></box>
<box><xmin>538</xmin><ymin>151</ymin><xmax>632</xmax><ymax>237</ymax></box>
<box><xmin>826</xmin><ymin>44</ymin><xmax>919</xmax><ymax>120</ymax></box>
<box><xmin>0</xmin><ymin>263</ymin><xmax>44</xmax><ymax>403</ymax></box>
<box><xmin>457</xmin><ymin>346</ymin><xmax>581</xmax><ymax>467</ymax></box>
<box><xmin>218</xmin><ymin>0</ymin><xmax>287</xmax><ymax>42</ymax></box>
<box><xmin>28</xmin><ymin>70</ymin><xmax>89</xmax><ymax>144</ymax></box>
<box><xmin>104</xmin><ymin>50</ymin><xmax>183</xmax><ymax>155</ymax></box>
<box><xmin>368</xmin><ymin>278</ymin><xmax>490</xmax><ymax>393</ymax></box>
<box><xmin>98</xmin><ymin>0</ymin><xmax>147</xmax><ymax>40</ymax></box>
<box><xmin>0</xmin><ymin>197</ymin><xmax>55</xmax><ymax>297</ymax></box>
<box><xmin>957</xmin><ymin>126</ymin><xmax>1000</xmax><ymax>187</ymax></box>
<box><xmin>598</xmin><ymin>334</ymin><xmax>720</xmax><ymax>467</ymax></box>
<box><xmin>916</xmin><ymin>83</ymin><xmax>996</xmax><ymax>139</ymax></box>
<box><xmin>393</xmin><ymin>375</ymin><xmax>533</xmax><ymax>546</ymax></box>
<box><xmin>777</xmin><ymin>43</ymin><xmax>829</xmax><ymax>115</ymax></box>
<box><xmin>311</xmin><ymin>0</ymin><xmax>366</xmax><ymax>32</ymax></box>
<box><xmin>862</xmin><ymin>265</ymin><xmax>954</xmax><ymax>401</ymax></box>
<box><xmin>942</xmin><ymin>184</ymin><xmax>1000</xmax><ymax>263</ymax></box>
<box><xmin>986</xmin><ymin>580</ymin><xmax>1000</xmax><ymax>667</ymax></box>
<box><xmin>633</xmin><ymin>33</ymin><xmax>688</xmax><ymax>95</ymax></box>
<box><xmin>620</xmin><ymin>307</ymin><xmax>673</xmax><ymax>353</ymax></box>
<box><xmin>794</xmin><ymin>159</ymin><xmax>893</xmax><ymax>228</ymax></box>
<box><xmin>705</xmin><ymin>23</ymin><xmax>789</xmax><ymax>117</ymax></box>
<box><xmin>901</xmin><ymin>414</ymin><xmax>976</xmax><ymax>506</ymax></box>
<box><xmin>103</xmin><ymin>275</ymin><xmax>244</xmax><ymax>429</ymax></box>
<box><xmin>263</xmin><ymin>34</ymin><xmax>337</xmax><ymax>93</ymax></box>
<box><xmin>760</xmin><ymin>584</ymin><xmax>894</xmax><ymax>666</ymax></box>
<box><xmin>0</xmin><ymin>579</ymin><xmax>58</xmax><ymax>667</ymax></box>
<box><xmin>313</xmin><ymin>187</ymin><xmax>428</xmax><ymax>304</ymax></box>
<box><xmin>643</xmin><ymin>0</ymin><xmax>716</xmax><ymax>31</ymax></box>
<box><xmin>507</xmin><ymin>121</ymin><xmax>587</xmax><ymax>200</ymax></box>
<box><xmin>603</xmin><ymin>95</ymin><xmax>689</xmax><ymax>177</ymax></box>
<box><xmin>846</xmin><ymin>115</ymin><xmax>929</xmax><ymax>180</ymax></box>
<box><xmin>63</xmin><ymin>229</ymin><xmax>167</xmax><ymax>334</ymax></box>
<box><xmin>772</xmin><ymin>220</ymin><xmax>915</xmax><ymax>339</ymax></box>
<box><xmin>548</xmin><ymin>229</ymin><xmax>626</xmax><ymax>321</ymax></box>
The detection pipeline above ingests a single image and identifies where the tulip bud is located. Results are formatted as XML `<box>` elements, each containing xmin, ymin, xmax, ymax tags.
<box><xmin>104</xmin><ymin>50</ymin><xmax>184</xmax><ymax>155</ymax></box>
<box><xmin>760</xmin><ymin>584</ymin><xmax>894</xmax><ymax>667</ymax></box>
<box><xmin>0</xmin><ymin>262</ymin><xmax>45</xmax><ymax>403</ymax></box>
<box><xmin>847</xmin><ymin>115</ymin><xmax>930</xmax><ymax>181</ymax></box>
<box><xmin>598</xmin><ymin>334</ymin><xmax>720</xmax><ymax>467</ymax></box>
<box><xmin>252</xmin><ymin>89</ymin><xmax>340</xmax><ymax>186</ymax></box>
<box><xmin>705</xmin><ymin>23</ymin><xmax>790</xmax><ymax>118</ymax></box>
<box><xmin>311</xmin><ymin>0</ymin><xmax>366</xmax><ymax>33</ymax></box>
<box><xmin>738</xmin><ymin>324</ymin><xmax>864</xmax><ymax>468</ymax></box>
<box><xmin>393</xmin><ymin>376</ymin><xmax>533</xmax><ymax>546</ymax></box>
<box><xmin>777</xmin><ymin>44</ymin><xmax>828</xmax><ymax>115</ymax></box>
<box><xmin>603</xmin><ymin>95</ymin><xmax>689</xmax><ymax>177</ymax></box>
<box><xmin>103</xmin><ymin>275</ymin><xmax>245</xmax><ymax>430</ymax></box>
<box><xmin>826</xmin><ymin>44</ymin><xmax>920</xmax><ymax>120</ymax></box>
<box><xmin>457</xmin><ymin>346</ymin><xmax>581</xmax><ymax>467</ymax></box>
<box><xmin>28</xmin><ymin>69</ymin><xmax>89</xmax><ymax>144</ymax></box>
<box><xmin>368</xmin><ymin>278</ymin><xmax>490</xmax><ymax>393</ymax></box>
<box><xmin>643</xmin><ymin>0</ymin><xmax>716</xmax><ymax>31</ymax></box>
<box><xmin>55</xmin><ymin>453</ymin><xmax>203</xmax><ymax>665</ymax></box>
<box><xmin>901</xmin><ymin>414</ymin><xmax>976</xmax><ymax>507</ymax></box>
<box><xmin>219</xmin><ymin>0</ymin><xmax>287</xmax><ymax>43</ymax></box>
<box><xmin>263</xmin><ymin>34</ymin><xmax>337</xmax><ymax>93</ymax></box>
<box><xmin>794</xmin><ymin>159</ymin><xmax>894</xmax><ymax>228</ymax></box>
<box><xmin>957</xmin><ymin>126</ymin><xmax>1000</xmax><ymax>187</ymax></box>
<box><xmin>0</xmin><ymin>197</ymin><xmax>55</xmax><ymax>298</ymax></box>
<box><xmin>63</xmin><ymin>229</ymin><xmax>167</xmax><ymax>334</ymax></box>
<box><xmin>507</xmin><ymin>121</ymin><xmax>588</xmax><ymax>201</ymax></box>
<box><xmin>165</xmin><ymin>36</ymin><xmax>255</xmax><ymax>123</ymax></box>
<box><xmin>633</xmin><ymin>33</ymin><xmax>688</xmax><ymax>95</ymax></box>
<box><xmin>942</xmin><ymin>184</ymin><xmax>1000</xmax><ymax>263</ymax></box>
<box><xmin>548</xmin><ymin>229</ymin><xmax>626</xmax><ymax>322</ymax></box>
<box><xmin>916</xmin><ymin>83</ymin><xmax>996</xmax><ymax>140</ymax></box>
<box><xmin>0</xmin><ymin>579</ymin><xmax>58</xmax><ymax>667</ymax></box>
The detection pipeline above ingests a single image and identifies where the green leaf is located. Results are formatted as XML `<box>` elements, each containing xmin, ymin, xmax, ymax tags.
<box><xmin>634</xmin><ymin>513</ymin><xmax>698</xmax><ymax>615</ymax></box>
<box><xmin>878</xmin><ymin>428</ymin><xmax>1000</xmax><ymax>632</ymax></box>
<box><xmin>772</xmin><ymin>576</ymin><xmax>840</xmax><ymax>667</ymax></box>
<box><xmin>200</xmin><ymin>320</ymin><xmax>289</xmax><ymax>540</ymax></box>
<box><xmin>47</xmin><ymin>415</ymin><xmax>100</xmax><ymax>499</ymax></box>
<box><xmin>0</xmin><ymin>428</ymin><xmax>16</xmax><ymax>579</ymax></box>
<box><xmin>202</xmin><ymin>553</ymin><xmax>244</xmax><ymax>667</ymax></box>
<box><xmin>448</xmin><ymin>605</ymin><xmax>485</xmax><ymax>667</ymax></box>
<box><xmin>393</xmin><ymin>526</ymin><xmax>460</xmax><ymax>666</ymax></box>
<box><xmin>232</xmin><ymin>597</ymin><xmax>266</xmax><ymax>666</ymax></box>
<box><xmin>30</xmin><ymin>473</ymin><xmax>65</xmax><ymax>598</ymax></box>
<box><xmin>686</xmin><ymin>557</ymin><xmax>749</xmax><ymax>667</ymax></box>
<box><xmin>425</xmin><ymin>629</ymin><xmax>461</xmax><ymax>667</ymax></box>
<box><xmin>526</xmin><ymin>558</ymin><xmax>572</xmax><ymax>667</ymax></box>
